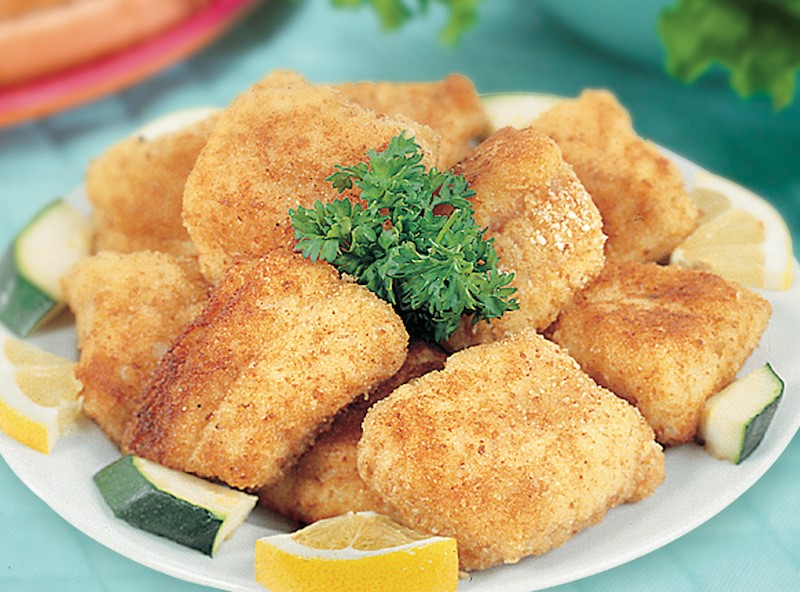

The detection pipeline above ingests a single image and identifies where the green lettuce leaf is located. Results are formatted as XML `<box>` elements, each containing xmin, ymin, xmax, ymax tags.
<box><xmin>659</xmin><ymin>0</ymin><xmax>800</xmax><ymax>109</ymax></box>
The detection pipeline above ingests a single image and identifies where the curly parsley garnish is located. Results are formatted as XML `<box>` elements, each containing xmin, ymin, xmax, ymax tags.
<box><xmin>289</xmin><ymin>133</ymin><xmax>518</xmax><ymax>343</ymax></box>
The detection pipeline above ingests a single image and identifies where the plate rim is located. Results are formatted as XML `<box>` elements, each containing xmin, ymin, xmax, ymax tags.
<box><xmin>1</xmin><ymin>94</ymin><xmax>799</xmax><ymax>591</ymax></box>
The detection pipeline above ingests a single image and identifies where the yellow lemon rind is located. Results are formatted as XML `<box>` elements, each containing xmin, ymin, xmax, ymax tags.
<box><xmin>0</xmin><ymin>371</ymin><xmax>76</xmax><ymax>453</ymax></box>
<box><xmin>0</xmin><ymin>338</ymin><xmax>82</xmax><ymax>453</ymax></box>
<box><xmin>255</xmin><ymin>533</ymin><xmax>459</xmax><ymax>592</ymax></box>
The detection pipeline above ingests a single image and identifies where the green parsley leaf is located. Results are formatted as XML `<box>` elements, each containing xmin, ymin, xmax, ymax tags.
<box><xmin>659</xmin><ymin>0</ymin><xmax>800</xmax><ymax>109</ymax></box>
<box><xmin>289</xmin><ymin>132</ymin><xmax>518</xmax><ymax>343</ymax></box>
<box><xmin>329</xmin><ymin>0</ymin><xmax>482</xmax><ymax>45</ymax></box>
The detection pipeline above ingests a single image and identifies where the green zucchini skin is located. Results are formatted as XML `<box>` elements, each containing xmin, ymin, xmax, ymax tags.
<box><xmin>94</xmin><ymin>455</ymin><xmax>225</xmax><ymax>556</ymax></box>
<box><xmin>0</xmin><ymin>198</ymin><xmax>90</xmax><ymax>337</ymax></box>
<box><xmin>700</xmin><ymin>363</ymin><xmax>784</xmax><ymax>464</ymax></box>
<box><xmin>0</xmin><ymin>245</ymin><xmax>60</xmax><ymax>337</ymax></box>
<box><xmin>740</xmin><ymin>380</ymin><xmax>783</xmax><ymax>463</ymax></box>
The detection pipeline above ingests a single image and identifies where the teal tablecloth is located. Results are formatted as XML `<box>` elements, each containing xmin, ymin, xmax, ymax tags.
<box><xmin>1</xmin><ymin>2</ymin><xmax>798</xmax><ymax>591</ymax></box>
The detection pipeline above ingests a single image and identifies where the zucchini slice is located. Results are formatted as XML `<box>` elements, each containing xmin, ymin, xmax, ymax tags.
<box><xmin>0</xmin><ymin>198</ymin><xmax>91</xmax><ymax>337</ymax></box>
<box><xmin>699</xmin><ymin>363</ymin><xmax>784</xmax><ymax>463</ymax></box>
<box><xmin>93</xmin><ymin>455</ymin><xmax>257</xmax><ymax>556</ymax></box>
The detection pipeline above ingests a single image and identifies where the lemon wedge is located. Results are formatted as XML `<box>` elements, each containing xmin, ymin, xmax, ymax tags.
<box><xmin>0</xmin><ymin>337</ymin><xmax>82</xmax><ymax>453</ymax></box>
<box><xmin>4</xmin><ymin>337</ymin><xmax>70</xmax><ymax>366</ymax></box>
<box><xmin>670</xmin><ymin>170</ymin><xmax>794</xmax><ymax>290</ymax></box>
<box><xmin>481</xmin><ymin>92</ymin><xmax>561</xmax><ymax>132</ymax></box>
<box><xmin>254</xmin><ymin>511</ymin><xmax>459</xmax><ymax>592</ymax></box>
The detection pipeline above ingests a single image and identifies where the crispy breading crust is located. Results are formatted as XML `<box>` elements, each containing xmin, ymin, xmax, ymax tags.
<box><xmin>182</xmin><ymin>70</ymin><xmax>441</xmax><ymax>284</ymax></box>
<box><xmin>258</xmin><ymin>341</ymin><xmax>447</xmax><ymax>523</ymax></box>
<box><xmin>358</xmin><ymin>330</ymin><xmax>664</xmax><ymax>571</ymax></box>
<box><xmin>532</xmin><ymin>90</ymin><xmax>699</xmax><ymax>263</ymax></box>
<box><xmin>336</xmin><ymin>73</ymin><xmax>490</xmax><ymax>168</ymax></box>
<box><xmin>122</xmin><ymin>250</ymin><xmax>409</xmax><ymax>490</ymax></box>
<box><xmin>61</xmin><ymin>251</ymin><xmax>209</xmax><ymax>444</ymax></box>
<box><xmin>445</xmin><ymin>126</ymin><xmax>606</xmax><ymax>350</ymax></box>
<box><xmin>85</xmin><ymin>114</ymin><xmax>216</xmax><ymax>257</ymax></box>
<box><xmin>548</xmin><ymin>262</ymin><xmax>772</xmax><ymax>445</ymax></box>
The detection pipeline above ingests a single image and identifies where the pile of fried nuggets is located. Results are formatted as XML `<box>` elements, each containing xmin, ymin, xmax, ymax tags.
<box><xmin>62</xmin><ymin>71</ymin><xmax>772</xmax><ymax>571</ymax></box>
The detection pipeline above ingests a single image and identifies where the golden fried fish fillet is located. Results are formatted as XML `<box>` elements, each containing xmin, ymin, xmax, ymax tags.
<box><xmin>532</xmin><ymin>90</ymin><xmax>699</xmax><ymax>263</ymax></box>
<box><xmin>122</xmin><ymin>250</ymin><xmax>409</xmax><ymax>490</ymax></box>
<box><xmin>445</xmin><ymin>126</ymin><xmax>606</xmax><ymax>350</ymax></box>
<box><xmin>85</xmin><ymin>112</ymin><xmax>217</xmax><ymax>257</ymax></box>
<box><xmin>183</xmin><ymin>70</ymin><xmax>441</xmax><ymax>284</ymax></box>
<box><xmin>336</xmin><ymin>73</ymin><xmax>490</xmax><ymax>168</ymax></box>
<box><xmin>61</xmin><ymin>251</ymin><xmax>209</xmax><ymax>444</ymax></box>
<box><xmin>548</xmin><ymin>261</ymin><xmax>772</xmax><ymax>446</ymax></box>
<box><xmin>258</xmin><ymin>340</ymin><xmax>447</xmax><ymax>524</ymax></box>
<box><xmin>358</xmin><ymin>330</ymin><xmax>664</xmax><ymax>571</ymax></box>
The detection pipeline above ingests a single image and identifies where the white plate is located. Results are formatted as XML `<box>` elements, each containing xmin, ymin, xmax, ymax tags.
<box><xmin>1</xmin><ymin>113</ymin><xmax>799</xmax><ymax>592</ymax></box>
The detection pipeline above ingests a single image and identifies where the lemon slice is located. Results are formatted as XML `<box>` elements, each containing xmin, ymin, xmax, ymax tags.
<box><xmin>4</xmin><ymin>337</ymin><xmax>69</xmax><ymax>366</ymax></box>
<box><xmin>254</xmin><ymin>511</ymin><xmax>459</xmax><ymax>592</ymax></box>
<box><xmin>0</xmin><ymin>337</ymin><xmax>82</xmax><ymax>453</ymax></box>
<box><xmin>670</xmin><ymin>170</ymin><xmax>794</xmax><ymax>290</ymax></box>
<box><xmin>481</xmin><ymin>92</ymin><xmax>561</xmax><ymax>132</ymax></box>
<box><xmin>135</xmin><ymin>107</ymin><xmax>220</xmax><ymax>141</ymax></box>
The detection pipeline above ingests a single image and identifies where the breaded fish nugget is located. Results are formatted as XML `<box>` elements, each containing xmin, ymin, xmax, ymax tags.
<box><xmin>336</xmin><ymin>73</ymin><xmax>490</xmax><ymax>168</ymax></box>
<box><xmin>183</xmin><ymin>70</ymin><xmax>441</xmax><ymax>284</ymax></box>
<box><xmin>549</xmin><ymin>261</ymin><xmax>771</xmax><ymax>446</ymax></box>
<box><xmin>85</xmin><ymin>113</ymin><xmax>217</xmax><ymax>256</ymax></box>
<box><xmin>358</xmin><ymin>330</ymin><xmax>664</xmax><ymax>571</ymax></box>
<box><xmin>61</xmin><ymin>251</ymin><xmax>209</xmax><ymax>444</ymax></box>
<box><xmin>259</xmin><ymin>341</ymin><xmax>447</xmax><ymax>523</ymax></box>
<box><xmin>532</xmin><ymin>90</ymin><xmax>699</xmax><ymax>263</ymax></box>
<box><xmin>445</xmin><ymin>126</ymin><xmax>605</xmax><ymax>350</ymax></box>
<box><xmin>122</xmin><ymin>250</ymin><xmax>409</xmax><ymax>490</ymax></box>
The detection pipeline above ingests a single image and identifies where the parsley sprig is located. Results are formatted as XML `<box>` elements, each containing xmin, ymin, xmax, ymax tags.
<box><xmin>289</xmin><ymin>133</ymin><xmax>518</xmax><ymax>342</ymax></box>
<box><xmin>330</xmin><ymin>0</ymin><xmax>481</xmax><ymax>45</ymax></box>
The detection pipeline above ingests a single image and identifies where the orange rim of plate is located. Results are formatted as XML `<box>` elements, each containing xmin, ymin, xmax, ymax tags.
<box><xmin>0</xmin><ymin>0</ymin><xmax>259</xmax><ymax>128</ymax></box>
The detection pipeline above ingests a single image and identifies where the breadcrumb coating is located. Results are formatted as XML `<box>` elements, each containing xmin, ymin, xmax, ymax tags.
<box><xmin>61</xmin><ymin>251</ymin><xmax>209</xmax><ymax>444</ymax></box>
<box><xmin>85</xmin><ymin>115</ymin><xmax>216</xmax><ymax>257</ymax></box>
<box><xmin>258</xmin><ymin>341</ymin><xmax>447</xmax><ymax>523</ymax></box>
<box><xmin>549</xmin><ymin>261</ymin><xmax>772</xmax><ymax>445</ymax></box>
<box><xmin>533</xmin><ymin>90</ymin><xmax>699</xmax><ymax>263</ymax></box>
<box><xmin>122</xmin><ymin>250</ymin><xmax>409</xmax><ymax>490</ymax></box>
<box><xmin>358</xmin><ymin>330</ymin><xmax>664</xmax><ymax>570</ymax></box>
<box><xmin>183</xmin><ymin>70</ymin><xmax>441</xmax><ymax>284</ymax></box>
<box><xmin>445</xmin><ymin>126</ymin><xmax>606</xmax><ymax>350</ymax></box>
<box><xmin>336</xmin><ymin>73</ymin><xmax>489</xmax><ymax>168</ymax></box>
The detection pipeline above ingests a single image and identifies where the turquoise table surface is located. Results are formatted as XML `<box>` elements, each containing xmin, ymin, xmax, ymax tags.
<box><xmin>1</xmin><ymin>2</ymin><xmax>799</xmax><ymax>591</ymax></box>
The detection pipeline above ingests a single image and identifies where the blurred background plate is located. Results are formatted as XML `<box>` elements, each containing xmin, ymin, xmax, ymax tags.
<box><xmin>0</xmin><ymin>0</ymin><xmax>258</xmax><ymax>128</ymax></box>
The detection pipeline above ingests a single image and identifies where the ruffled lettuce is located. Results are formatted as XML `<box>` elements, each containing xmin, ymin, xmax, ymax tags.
<box><xmin>659</xmin><ymin>0</ymin><xmax>800</xmax><ymax>108</ymax></box>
